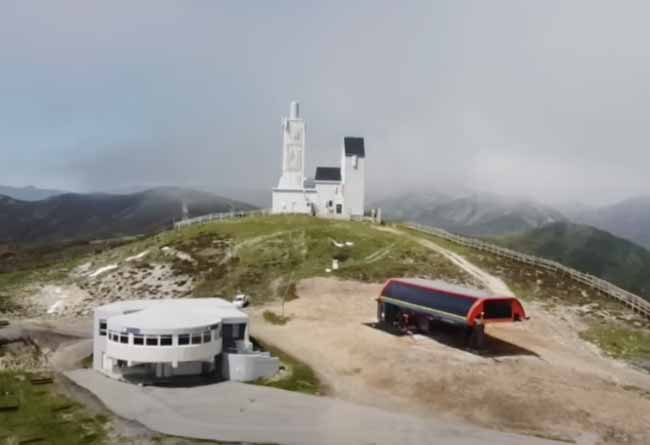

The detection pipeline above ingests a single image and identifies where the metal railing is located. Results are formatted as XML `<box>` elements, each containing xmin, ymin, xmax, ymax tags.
<box><xmin>405</xmin><ymin>222</ymin><xmax>650</xmax><ymax>319</ymax></box>
<box><xmin>173</xmin><ymin>209</ymin><xmax>270</xmax><ymax>229</ymax></box>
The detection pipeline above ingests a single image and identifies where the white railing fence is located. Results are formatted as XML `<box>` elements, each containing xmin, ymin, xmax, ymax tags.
<box><xmin>405</xmin><ymin>223</ymin><xmax>650</xmax><ymax>319</ymax></box>
<box><xmin>173</xmin><ymin>209</ymin><xmax>270</xmax><ymax>229</ymax></box>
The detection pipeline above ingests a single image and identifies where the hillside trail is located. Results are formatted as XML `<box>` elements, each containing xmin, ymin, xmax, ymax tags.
<box><xmin>373</xmin><ymin>225</ymin><xmax>515</xmax><ymax>296</ymax></box>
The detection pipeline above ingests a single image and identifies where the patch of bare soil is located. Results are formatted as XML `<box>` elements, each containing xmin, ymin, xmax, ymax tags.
<box><xmin>24</xmin><ymin>261</ymin><xmax>193</xmax><ymax>318</ymax></box>
<box><xmin>251</xmin><ymin>277</ymin><xmax>650</xmax><ymax>445</ymax></box>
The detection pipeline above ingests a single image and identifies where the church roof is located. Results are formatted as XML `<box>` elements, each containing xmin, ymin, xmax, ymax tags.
<box><xmin>314</xmin><ymin>167</ymin><xmax>341</xmax><ymax>182</ymax></box>
<box><xmin>344</xmin><ymin>137</ymin><xmax>365</xmax><ymax>158</ymax></box>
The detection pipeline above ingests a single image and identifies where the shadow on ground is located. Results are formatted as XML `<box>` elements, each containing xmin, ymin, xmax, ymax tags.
<box><xmin>124</xmin><ymin>373</ymin><xmax>225</xmax><ymax>388</ymax></box>
<box><xmin>364</xmin><ymin>321</ymin><xmax>539</xmax><ymax>358</ymax></box>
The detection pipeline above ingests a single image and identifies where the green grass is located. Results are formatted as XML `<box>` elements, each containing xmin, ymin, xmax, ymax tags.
<box><xmin>0</xmin><ymin>371</ymin><xmax>108</xmax><ymax>444</ymax></box>
<box><xmin>81</xmin><ymin>355</ymin><xmax>93</xmax><ymax>369</ymax></box>
<box><xmin>400</xmin><ymin>224</ymin><xmax>630</xmax><ymax>309</ymax></box>
<box><xmin>2</xmin><ymin>216</ymin><xmax>474</xmax><ymax>309</ymax></box>
<box><xmin>580</xmin><ymin>322</ymin><xmax>650</xmax><ymax>365</ymax></box>
<box><xmin>252</xmin><ymin>338</ymin><xmax>322</xmax><ymax>395</ymax></box>
<box><xmin>262</xmin><ymin>310</ymin><xmax>291</xmax><ymax>325</ymax></box>
<box><xmin>491</xmin><ymin>222</ymin><xmax>650</xmax><ymax>302</ymax></box>
<box><xmin>153</xmin><ymin>215</ymin><xmax>471</xmax><ymax>304</ymax></box>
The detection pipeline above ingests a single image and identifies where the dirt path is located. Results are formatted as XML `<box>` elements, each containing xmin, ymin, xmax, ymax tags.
<box><xmin>374</xmin><ymin>226</ymin><xmax>514</xmax><ymax>296</ymax></box>
<box><xmin>251</xmin><ymin>278</ymin><xmax>650</xmax><ymax>444</ymax></box>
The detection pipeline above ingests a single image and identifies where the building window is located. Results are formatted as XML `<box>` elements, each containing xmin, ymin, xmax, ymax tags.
<box><xmin>328</xmin><ymin>200</ymin><xmax>333</xmax><ymax>207</ymax></box>
<box><xmin>146</xmin><ymin>336</ymin><xmax>158</xmax><ymax>346</ymax></box>
<box><xmin>160</xmin><ymin>335</ymin><xmax>172</xmax><ymax>346</ymax></box>
<box><xmin>133</xmin><ymin>335</ymin><xmax>144</xmax><ymax>345</ymax></box>
<box><xmin>178</xmin><ymin>334</ymin><xmax>190</xmax><ymax>345</ymax></box>
<box><xmin>99</xmin><ymin>320</ymin><xmax>107</xmax><ymax>336</ymax></box>
<box><xmin>191</xmin><ymin>333</ymin><xmax>202</xmax><ymax>345</ymax></box>
<box><xmin>336</xmin><ymin>204</ymin><xmax>342</xmax><ymax>214</ymax></box>
<box><xmin>203</xmin><ymin>330</ymin><xmax>211</xmax><ymax>343</ymax></box>
<box><xmin>119</xmin><ymin>335</ymin><xmax>128</xmax><ymax>344</ymax></box>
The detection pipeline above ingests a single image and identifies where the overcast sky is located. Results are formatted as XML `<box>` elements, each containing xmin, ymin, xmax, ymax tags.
<box><xmin>2</xmin><ymin>1</ymin><xmax>650</xmax><ymax>206</ymax></box>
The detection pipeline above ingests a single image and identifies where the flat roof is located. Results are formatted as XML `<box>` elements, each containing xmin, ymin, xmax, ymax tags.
<box><xmin>97</xmin><ymin>298</ymin><xmax>248</xmax><ymax>334</ymax></box>
<box><xmin>388</xmin><ymin>278</ymin><xmax>496</xmax><ymax>300</ymax></box>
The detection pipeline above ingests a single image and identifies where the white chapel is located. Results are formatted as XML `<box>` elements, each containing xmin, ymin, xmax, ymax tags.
<box><xmin>271</xmin><ymin>101</ymin><xmax>366</xmax><ymax>219</ymax></box>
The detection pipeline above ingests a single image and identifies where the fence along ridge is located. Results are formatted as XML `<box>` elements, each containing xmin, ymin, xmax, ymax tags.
<box><xmin>173</xmin><ymin>209</ymin><xmax>270</xmax><ymax>228</ymax></box>
<box><xmin>405</xmin><ymin>222</ymin><xmax>650</xmax><ymax>319</ymax></box>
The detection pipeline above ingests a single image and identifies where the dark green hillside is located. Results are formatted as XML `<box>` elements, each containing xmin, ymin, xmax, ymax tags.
<box><xmin>0</xmin><ymin>187</ymin><xmax>254</xmax><ymax>245</ymax></box>
<box><xmin>493</xmin><ymin>222</ymin><xmax>650</xmax><ymax>301</ymax></box>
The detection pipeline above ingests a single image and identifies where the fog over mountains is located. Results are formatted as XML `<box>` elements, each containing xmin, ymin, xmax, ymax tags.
<box><xmin>374</xmin><ymin>191</ymin><xmax>567</xmax><ymax>237</ymax></box>
<box><xmin>574</xmin><ymin>196</ymin><xmax>650</xmax><ymax>250</ymax></box>
<box><xmin>4</xmin><ymin>182</ymin><xmax>650</xmax><ymax>258</ymax></box>
<box><xmin>0</xmin><ymin>185</ymin><xmax>68</xmax><ymax>202</ymax></box>
<box><xmin>374</xmin><ymin>190</ymin><xmax>650</xmax><ymax>250</ymax></box>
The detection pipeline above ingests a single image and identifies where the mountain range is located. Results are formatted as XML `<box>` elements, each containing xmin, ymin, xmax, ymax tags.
<box><xmin>0</xmin><ymin>187</ymin><xmax>254</xmax><ymax>245</ymax></box>
<box><xmin>494</xmin><ymin>222</ymin><xmax>650</xmax><ymax>301</ymax></box>
<box><xmin>0</xmin><ymin>185</ymin><xmax>68</xmax><ymax>201</ymax></box>
<box><xmin>375</xmin><ymin>192</ymin><xmax>566</xmax><ymax>237</ymax></box>
<box><xmin>574</xmin><ymin>196</ymin><xmax>650</xmax><ymax>250</ymax></box>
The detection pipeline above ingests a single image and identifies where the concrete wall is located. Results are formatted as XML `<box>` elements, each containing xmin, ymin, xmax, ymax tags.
<box><xmin>222</xmin><ymin>352</ymin><xmax>280</xmax><ymax>382</ymax></box>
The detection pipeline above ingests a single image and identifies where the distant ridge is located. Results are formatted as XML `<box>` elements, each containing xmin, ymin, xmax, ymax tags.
<box><xmin>374</xmin><ymin>191</ymin><xmax>566</xmax><ymax>236</ymax></box>
<box><xmin>0</xmin><ymin>185</ymin><xmax>67</xmax><ymax>201</ymax></box>
<box><xmin>493</xmin><ymin>221</ymin><xmax>650</xmax><ymax>301</ymax></box>
<box><xmin>0</xmin><ymin>187</ymin><xmax>255</xmax><ymax>245</ymax></box>
<box><xmin>576</xmin><ymin>195</ymin><xmax>650</xmax><ymax>249</ymax></box>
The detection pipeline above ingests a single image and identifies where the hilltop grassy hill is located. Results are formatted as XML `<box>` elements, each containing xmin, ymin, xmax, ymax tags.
<box><xmin>0</xmin><ymin>215</ymin><xmax>478</xmax><ymax>314</ymax></box>
<box><xmin>120</xmin><ymin>215</ymin><xmax>477</xmax><ymax>303</ymax></box>
<box><xmin>491</xmin><ymin>222</ymin><xmax>650</xmax><ymax>302</ymax></box>
<box><xmin>3</xmin><ymin>216</ymin><xmax>649</xmax><ymax>364</ymax></box>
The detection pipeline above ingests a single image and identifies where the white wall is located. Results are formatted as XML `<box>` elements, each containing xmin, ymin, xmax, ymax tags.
<box><xmin>272</xmin><ymin>189</ymin><xmax>315</xmax><ymax>214</ymax></box>
<box><xmin>342</xmin><ymin>154</ymin><xmax>365</xmax><ymax>217</ymax></box>
<box><xmin>104</xmin><ymin>333</ymin><xmax>222</xmax><ymax>368</ymax></box>
<box><xmin>276</xmin><ymin>106</ymin><xmax>306</xmax><ymax>190</ymax></box>
<box><xmin>314</xmin><ymin>182</ymin><xmax>346</xmax><ymax>218</ymax></box>
<box><xmin>222</xmin><ymin>352</ymin><xmax>280</xmax><ymax>382</ymax></box>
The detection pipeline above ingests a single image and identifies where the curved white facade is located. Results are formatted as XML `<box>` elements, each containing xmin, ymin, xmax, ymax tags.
<box><xmin>93</xmin><ymin>298</ymin><xmax>278</xmax><ymax>382</ymax></box>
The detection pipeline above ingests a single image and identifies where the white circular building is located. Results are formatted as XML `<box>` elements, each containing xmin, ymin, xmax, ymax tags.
<box><xmin>92</xmin><ymin>298</ymin><xmax>278</xmax><ymax>382</ymax></box>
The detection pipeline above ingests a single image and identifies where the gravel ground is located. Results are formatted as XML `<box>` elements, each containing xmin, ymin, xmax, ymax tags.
<box><xmin>250</xmin><ymin>277</ymin><xmax>650</xmax><ymax>444</ymax></box>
